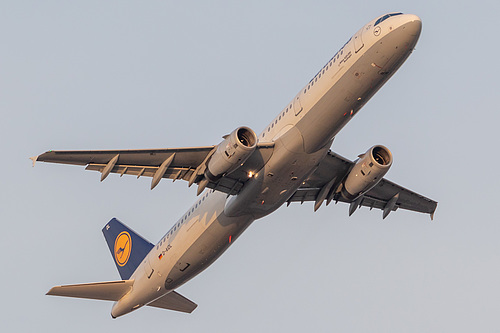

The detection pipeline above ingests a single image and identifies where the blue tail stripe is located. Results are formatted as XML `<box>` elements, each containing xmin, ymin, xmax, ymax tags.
<box><xmin>102</xmin><ymin>218</ymin><xmax>154</xmax><ymax>280</ymax></box>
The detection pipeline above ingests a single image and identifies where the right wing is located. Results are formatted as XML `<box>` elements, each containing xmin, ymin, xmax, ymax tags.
<box><xmin>287</xmin><ymin>151</ymin><xmax>437</xmax><ymax>219</ymax></box>
<box><xmin>35</xmin><ymin>143</ymin><xmax>274</xmax><ymax>196</ymax></box>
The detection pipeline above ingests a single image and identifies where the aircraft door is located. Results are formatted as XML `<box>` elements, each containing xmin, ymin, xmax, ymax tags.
<box><xmin>353</xmin><ymin>28</ymin><xmax>364</xmax><ymax>53</ymax></box>
<box><xmin>293</xmin><ymin>95</ymin><xmax>303</xmax><ymax>116</ymax></box>
<box><xmin>143</xmin><ymin>256</ymin><xmax>154</xmax><ymax>279</ymax></box>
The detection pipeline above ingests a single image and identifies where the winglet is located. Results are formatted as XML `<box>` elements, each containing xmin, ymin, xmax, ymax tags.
<box><xmin>430</xmin><ymin>204</ymin><xmax>437</xmax><ymax>221</ymax></box>
<box><xmin>29</xmin><ymin>156</ymin><xmax>38</xmax><ymax>167</ymax></box>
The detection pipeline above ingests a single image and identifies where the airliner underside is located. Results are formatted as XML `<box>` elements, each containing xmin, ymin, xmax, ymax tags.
<box><xmin>35</xmin><ymin>13</ymin><xmax>437</xmax><ymax>318</ymax></box>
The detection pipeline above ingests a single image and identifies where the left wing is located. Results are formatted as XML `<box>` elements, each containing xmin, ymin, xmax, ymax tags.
<box><xmin>287</xmin><ymin>151</ymin><xmax>437</xmax><ymax>219</ymax></box>
<box><xmin>35</xmin><ymin>143</ymin><xmax>274</xmax><ymax>196</ymax></box>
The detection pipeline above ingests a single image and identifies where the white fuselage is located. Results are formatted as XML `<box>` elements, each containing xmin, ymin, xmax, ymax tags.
<box><xmin>111</xmin><ymin>13</ymin><xmax>422</xmax><ymax>318</ymax></box>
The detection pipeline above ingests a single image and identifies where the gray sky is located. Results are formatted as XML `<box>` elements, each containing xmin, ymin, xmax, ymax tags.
<box><xmin>3</xmin><ymin>1</ymin><xmax>500</xmax><ymax>332</ymax></box>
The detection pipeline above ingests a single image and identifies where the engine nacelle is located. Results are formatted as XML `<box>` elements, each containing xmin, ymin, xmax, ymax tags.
<box><xmin>341</xmin><ymin>145</ymin><xmax>393</xmax><ymax>200</ymax></box>
<box><xmin>205</xmin><ymin>126</ymin><xmax>258</xmax><ymax>180</ymax></box>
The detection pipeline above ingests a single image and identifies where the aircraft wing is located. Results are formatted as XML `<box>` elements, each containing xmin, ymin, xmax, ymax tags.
<box><xmin>34</xmin><ymin>143</ymin><xmax>274</xmax><ymax>195</ymax></box>
<box><xmin>287</xmin><ymin>151</ymin><xmax>437</xmax><ymax>219</ymax></box>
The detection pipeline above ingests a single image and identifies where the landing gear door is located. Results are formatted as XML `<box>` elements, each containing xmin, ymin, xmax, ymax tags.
<box><xmin>353</xmin><ymin>28</ymin><xmax>364</xmax><ymax>53</ymax></box>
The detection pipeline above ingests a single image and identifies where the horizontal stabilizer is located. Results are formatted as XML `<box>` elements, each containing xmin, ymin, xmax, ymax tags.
<box><xmin>148</xmin><ymin>291</ymin><xmax>197</xmax><ymax>313</ymax></box>
<box><xmin>46</xmin><ymin>280</ymin><xmax>133</xmax><ymax>302</ymax></box>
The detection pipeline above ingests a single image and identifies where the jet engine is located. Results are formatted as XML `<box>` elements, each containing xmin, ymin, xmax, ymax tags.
<box><xmin>205</xmin><ymin>126</ymin><xmax>258</xmax><ymax>181</ymax></box>
<box><xmin>341</xmin><ymin>145</ymin><xmax>393</xmax><ymax>200</ymax></box>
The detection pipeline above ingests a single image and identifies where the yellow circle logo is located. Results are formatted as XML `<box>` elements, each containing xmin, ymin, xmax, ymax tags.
<box><xmin>114</xmin><ymin>231</ymin><xmax>132</xmax><ymax>267</ymax></box>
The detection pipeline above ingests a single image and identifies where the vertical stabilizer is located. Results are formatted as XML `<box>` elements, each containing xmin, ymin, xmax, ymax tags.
<box><xmin>102</xmin><ymin>218</ymin><xmax>154</xmax><ymax>280</ymax></box>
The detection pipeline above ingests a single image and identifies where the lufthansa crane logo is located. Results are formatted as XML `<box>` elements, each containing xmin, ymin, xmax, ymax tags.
<box><xmin>114</xmin><ymin>231</ymin><xmax>132</xmax><ymax>267</ymax></box>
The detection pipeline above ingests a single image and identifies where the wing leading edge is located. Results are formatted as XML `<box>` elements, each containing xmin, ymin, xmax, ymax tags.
<box><xmin>287</xmin><ymin>151</ymin><xmax>437</xmax><ymax>219</ymax></box>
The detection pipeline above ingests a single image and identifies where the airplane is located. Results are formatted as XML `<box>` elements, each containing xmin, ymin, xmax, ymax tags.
<box><xmin>33</xmin><ymin>12</ymin><xmax>437</xmax><ymax>318</ymax></box>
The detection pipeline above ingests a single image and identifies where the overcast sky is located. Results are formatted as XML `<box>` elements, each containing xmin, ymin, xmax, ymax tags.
<box><xmin>2</xmin><ymin>1</ymin><xmax>500</xmax><ymax>332</ymax></box>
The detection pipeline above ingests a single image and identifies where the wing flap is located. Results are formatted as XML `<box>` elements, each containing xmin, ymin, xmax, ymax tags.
<box><xmin>147</xmin><ymin>291</ymin><xmax>197</xmax><ymax>313</ymax></box>
<box><xmin>85</xmin><ymin>164</ymin><xmax>195</xmax><ymax>181</ymax></box>
<box><xmin>46</xmin><ymin>280</ymin><xmax>134</xmax><ymax>301</ymax></box>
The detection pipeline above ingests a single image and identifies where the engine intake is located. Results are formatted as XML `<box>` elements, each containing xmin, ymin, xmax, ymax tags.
<box><xmin>341</xmin><ymin>145</ymin><xmax>393</xmax><ymax>201</ymax></box>
<box><xmin>205</xmin><ymin>126</ymin><xmax>257</xmax><ymax>180</ymax></box>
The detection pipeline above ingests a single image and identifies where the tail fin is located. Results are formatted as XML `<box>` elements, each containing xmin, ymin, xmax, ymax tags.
<box><xmin>102</xmin><ymin>218</ymin><xmax>154</xmax><ymax>280</ymax></box>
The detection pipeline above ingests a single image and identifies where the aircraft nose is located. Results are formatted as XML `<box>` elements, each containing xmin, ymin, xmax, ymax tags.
<box><xmin>402</xmin><ymin>14</ymin><xmax>422</xmax><ymax>36</ymax></box>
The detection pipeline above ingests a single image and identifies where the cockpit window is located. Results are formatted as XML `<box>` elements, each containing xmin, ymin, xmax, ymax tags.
<box><xmin>375</xmin><ymin>12</ymin><xmax>403</xmax><ymax>26</ymax></box>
